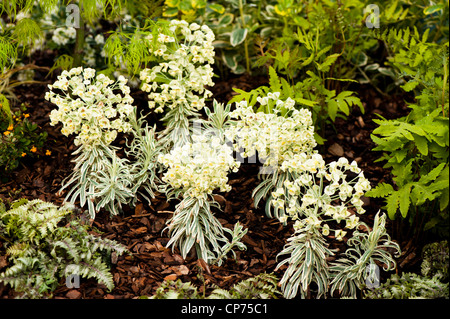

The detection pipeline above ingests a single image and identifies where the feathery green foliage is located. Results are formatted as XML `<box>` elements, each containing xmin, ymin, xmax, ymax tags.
<box><xmin>208</xmin><ymin>273</ymin><xmax>280</xmax><ymax>299</ymax></box>
<box><xmin>0</xmin><ymin>199</ymin><xmax>127</xmax><ymax>298</ymax></box>
<box><xmin>0</xmin><ymin>35</ymin><xmax>18</xmax><ymax>71</ymax></box>
<box><xmin>13</xmin><ymin>18</ymin><xmax>43</xmax><ymax>50</ymax></box>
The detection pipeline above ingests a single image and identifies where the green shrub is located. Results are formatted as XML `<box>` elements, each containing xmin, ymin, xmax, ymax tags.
<box><xmin>367</xmin><ymin>28</ymin><xmax>449</xmax><ymax>238</ymax></box>
<box><xmin>0</xmin><ymin>103</ymin><xmax>47</xmax><ymax>175</ymax></box>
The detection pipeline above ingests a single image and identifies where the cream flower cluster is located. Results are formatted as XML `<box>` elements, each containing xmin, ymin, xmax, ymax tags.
<box><xmin>139</xmin><ymin>20</ymin><xmax>215</xmax><ymax>113</ymax></box>
<box><xmin>45</xmin><ymin>67</ymin><xmax>134</xmax><ymax>148</ymax></box>
<box><xmin>271</xmin><ymin>156</ymin><xmax>371</xmax><ymax>240</ymax></box>
<box><xmin>52</xmin><ymin>27</ymin><xmax>76</xmax><ymax>46</ymax></box>
<box><xmin>225</xmin><ymin>94</ymin><xmax>317</xmax><ymax>168</ymax></box>
<box><xmin>158</xmin><ymin>135</ymin><xmax>240</xmax><ymax>199</ymax></box>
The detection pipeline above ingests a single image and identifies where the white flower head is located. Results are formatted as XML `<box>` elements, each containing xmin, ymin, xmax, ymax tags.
<box><xmin>45</xmin><ymin>67</ymin><xmax>135</xmax><ymax>147</ymax></box>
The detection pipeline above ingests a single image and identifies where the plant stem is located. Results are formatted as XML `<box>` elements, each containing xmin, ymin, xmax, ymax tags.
<box><xmin>73</xmin><ymin>17</ymin><xmax>85</xmax><ymax>67</ymax></box>
<box><xmin>238</xmin><ymin>0</ymin><xmax>250</xmax><ymax>74</ymax></box>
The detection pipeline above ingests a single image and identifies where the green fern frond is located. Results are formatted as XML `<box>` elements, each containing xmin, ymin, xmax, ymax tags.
<box><xmin>5</xmin><ymin>242</ymin><xmax>32</xmax><ymax>258</ymax></box>
<box><xmin>210</xmin><ymin>273</ymin><xmax>281</xmax><ymax>299</ymax></box>
<box><xmin>48</xmin><ymin>54</ymin><xmax>74</xmax><ymax>74</ymax></box>
<box><xmin>79</xmin><ymin>259</ymin><xmax>115</xmax><ymax>291</ymax></box>
<box><xmin>50</xmin><ymin>238</ymin><xmax>81</xmax><ymax>264</ymax></box>
<box><xmin>0</xmin><ymin>35</ymin><xmax>18</xmax><ymax>70</ymax></box>
<box><xmin>0</xmin><ymin>199</ymin><xmax>127</xmax><ymax>298</ymax></box>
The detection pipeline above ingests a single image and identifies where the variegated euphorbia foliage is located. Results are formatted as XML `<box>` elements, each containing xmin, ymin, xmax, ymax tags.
<box><xmin>45</xmin><ymin>19</ymin><xmax>400</xmax><ymax>295</ymax></box>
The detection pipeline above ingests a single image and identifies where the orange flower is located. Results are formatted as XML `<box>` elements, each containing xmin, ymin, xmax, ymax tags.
<box><xmin>23</xmin><ymin>113</ymin><xmax>30</xmax><ymax>118</ymax></box>
<box><xmin>30</xmin><ymin>146</ymin><xmax>37</xmax><ymax>153</ymax></box>
<box><xmin>7</xmin><ymin>123</ymin><xmax>13</xmax><ymax>131</ymax></box>
<box><xmin>3</xmin><ymin>131</ymin><xmax>10</xmax><ymax>136</ymax></box>
<box><xmin>45</xmin><ymin>150</ymin><xmax>51</xmax><ymax>156</ymax></box>
<box><xmin>21</xmin><ymin>152</ymin><xmax>26</xmax><ymax>157</ymax></box>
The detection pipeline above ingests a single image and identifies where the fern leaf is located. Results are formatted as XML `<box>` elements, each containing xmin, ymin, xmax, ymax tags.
<box><xmin>12</xmin><ymin>18</ymin><xmax>42</xmax><ymax>50</ymax></box>
<box><xmin>386</xmin><ymin>191</ymin><xmax>400</xmax><ymax>219</ymax></box>
<box><xmin>268</xmin><ymin>66</ymin><xmax>281</xmax><ymax>93</ymax></box>
<box><xmin>419</xmin><ymin>163</ymin><xmax>446</xmax><ymax>185</ymax></box>
<box><xmin>208</xmin><ymin>287</ymin><xmax>232</xmax><ymax>299</ymax></box>
<box><xmin>79</xmin><ymin>259</ymin><xmax>115</xmax><ymax>291</ymax></box>
<box><xmin>316</xmin><ymin>53</ymin><xmax>340</xmax><ymax>73</ymax></box>
<box><xmin>398</xmin><ymin>185</ymin><xmax>412</xmax><ymax>218</ymax></box>
<box><xmin>0</xmin><ymin>35</ymin><xmax>18</xmax><ymax>70</ymax></box>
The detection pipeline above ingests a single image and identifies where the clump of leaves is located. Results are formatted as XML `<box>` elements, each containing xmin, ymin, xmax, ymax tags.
<box><xmin>421</xmin><ymin>240</ymin><xmax>449</xmax><ymax>281</ymax></box>
<box><xmin>150</xmin><ymin>273</ymin><xmax>280</xmax><ymax>299</ymax></box>
<box><xmin>208</xmin><ymin>272</ymin><xmax>280</xmax><ymax>299</ymax></box>
<box><xmin>0</xmin><ymin>103</ymin><xmax>47</xmax><ymax>175</ymax></box>
<box><xmin>367</xmin><ymin>27</ymin><xmax>449</xmax><ymax>240</ymax></box>
<box><xmin>364</xmin><ymin>273</ymin><xmax>448</xmax><ymax>299</ymax></box>
<box><xmin>0</xmin><ymin>199</ymin><xmax>127</xmax><ymax>298</ymax></box>
<box><xmin>364</xmin><ymin>240</ymin><xmax>449</xmax><ymax>299</ymax></box>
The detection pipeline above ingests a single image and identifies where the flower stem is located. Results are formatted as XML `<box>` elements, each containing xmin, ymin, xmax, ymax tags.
<box><xmin>73</xmin><ymin>18</ymin><xmax>85</xmax><ymax>67</ymax></box>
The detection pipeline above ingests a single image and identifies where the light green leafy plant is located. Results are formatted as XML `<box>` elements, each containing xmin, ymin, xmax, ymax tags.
<box><xmin>269</xmin><ymin>146</ymin><xmax>397</xmax><ymax>298</ymax></box>
<box><xmin>223</xmin><ymin>87</ymin><xmax>400</xmax><ymax>299</ymax></box>
<box><xmin>277</xmin><ymin>212</ymin><xmax>400</xmax><ymax>299</ymax></box>
<box><xmin>0</xmin><ymin>199</ymin><xmax>127</xmax><ymax>298</ymax></box>
<box><xmin>367</xmin><ymin>27</ymin><xmax>449</xmax><ymax>240</ymax></box>
<box><xmin>276</xmin><ymin>225</ymin><xmax>333</xmax><ymax>299</ymax></box>
<box><xmin>364</xmin><ymin>272</ymin><xmax>448</xmax><ymax>299</ymax></box>
<box><xmin>103</xmin><ymin>18</ymin><xmax>217</xmax><ymax>149</ymax></box>
<box><xmin>45</xmin><ymin>21</ymin><xmax>244</xmax><ymax>267</ymax></box>
<box><xmin>330</xmin><ymin>213</ymin><xmax>400</xmax><ymax>297</ymax></box>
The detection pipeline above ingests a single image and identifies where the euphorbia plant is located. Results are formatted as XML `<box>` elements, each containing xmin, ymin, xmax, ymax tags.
<box><xmin>224</xmin><ymin>92</ymin><xmax>318</xmax><ymax>221</ymax></box>
<box><xmin>45</xmin><ymin>67</ymin><xmax>159</xmax><ymax>218</ymax></box>
<box><xmin>139</xmin><ymin>19</ymin><xmax>215</xmax><ymax>148</ymax></box>
<box><xmin>223</xmin><ymin>89</ymin><xmax>400</xmax><ymax>298</ymax></box>
<box><xmin>44</xmin><ymin>20</ymin><xmax>246</xmax><ymax>264</ymax></box>
<box><xmin>158</xmin><ymin>122</ymin><xmax>247</xmax><ymax>265</ymax></box>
